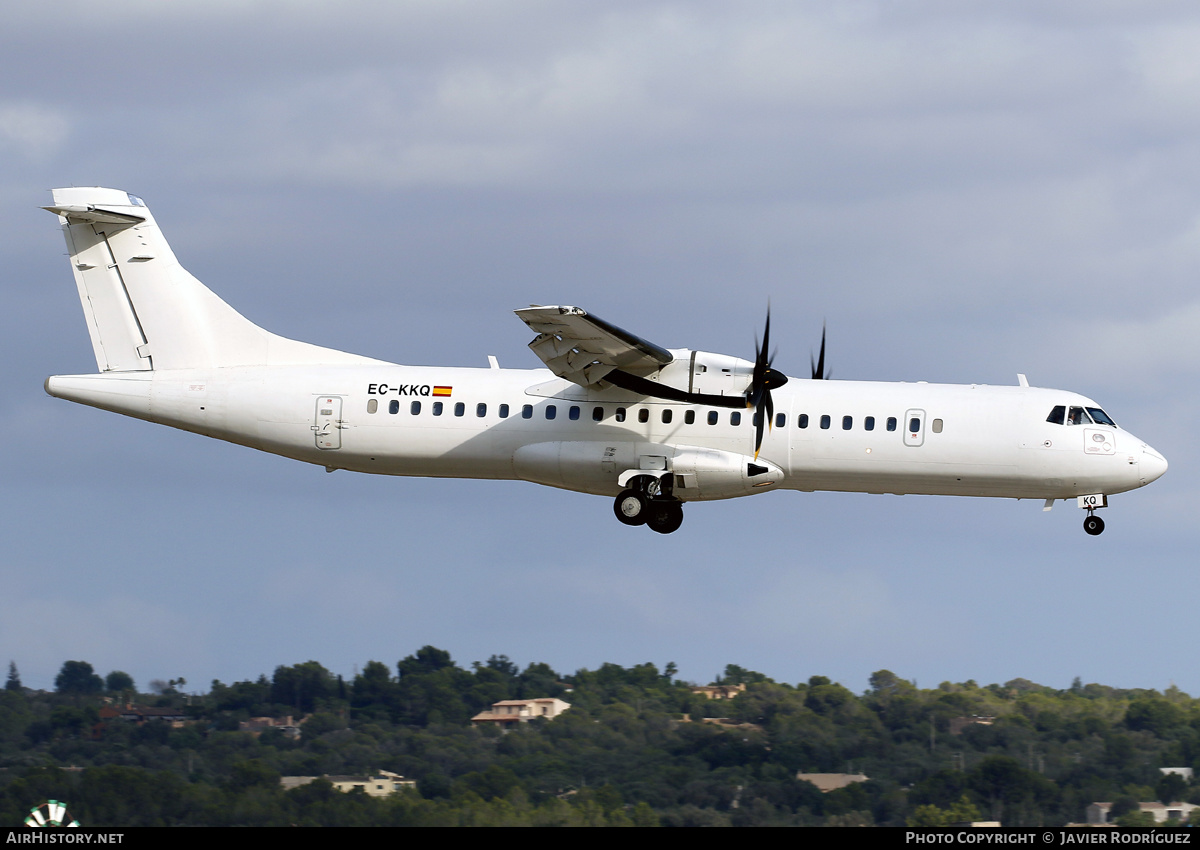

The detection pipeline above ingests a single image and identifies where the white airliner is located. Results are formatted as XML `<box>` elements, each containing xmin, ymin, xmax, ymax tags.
<box><xmin>43</xmin><ymin>187</ymin><xmax>1167</xmax><ymax>536</ymax></box>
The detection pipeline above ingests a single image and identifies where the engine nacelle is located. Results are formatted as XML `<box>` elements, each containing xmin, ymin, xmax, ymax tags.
<box><xmin>513</xmin><ymin>441</ymin><xmax>783</xmax><ymax>500</ymax></box>
<box><xmin>668</xmin><ymin>445</ymin><xmax>783</xmax><ymax>500</ymax></box>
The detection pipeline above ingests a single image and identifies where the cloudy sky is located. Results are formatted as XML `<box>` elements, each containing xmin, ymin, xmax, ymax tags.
<box><xmin>2</xmin><ymin>1</ymin><xmax>1196</xmax><ymax>695</ymax></box>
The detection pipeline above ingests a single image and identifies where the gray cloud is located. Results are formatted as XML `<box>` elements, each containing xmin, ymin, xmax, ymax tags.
<box><xmin>2</xmin><ymin>1</ymin><xmax>1195</xmax><ymax>693</ymax></box>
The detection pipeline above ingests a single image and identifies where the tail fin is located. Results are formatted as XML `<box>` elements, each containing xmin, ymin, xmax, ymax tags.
<box><xmin>46</xmin><ymin>187</ymin><xmax>382</xmax><ymax>371</ymax></box>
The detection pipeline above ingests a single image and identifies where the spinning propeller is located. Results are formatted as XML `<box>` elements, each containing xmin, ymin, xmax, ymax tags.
<box><xmin>747</xmin><ymin>308</ymin><xmax>788</xmax><ymax>458</ymax></box>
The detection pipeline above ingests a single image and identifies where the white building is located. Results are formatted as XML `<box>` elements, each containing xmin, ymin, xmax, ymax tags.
<box><xmin>471</xmin><ymin>698</ymin><xmax>571</xmax><ymax>729</ymax></box>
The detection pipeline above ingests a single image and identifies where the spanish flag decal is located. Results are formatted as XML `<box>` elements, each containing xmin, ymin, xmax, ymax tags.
<box><xmin>432</xmin><ymin>386</ymin><xmax>453</xmax><ymax>397</ymax></box>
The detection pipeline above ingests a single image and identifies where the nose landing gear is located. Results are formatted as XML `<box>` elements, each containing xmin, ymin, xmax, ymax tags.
<box><xmin>613</xmin><ymin>475</ymin><xmax>685</xmax><ymax>534</ymax></box>
<box><xmin>1083</xmin><ymin>511</ymin><xmax>1105</xmax><ymax>536</ymax></box>
<box><xmin>1078</xmin><ymin>494</ymin><xmax>1107</xmax><ymax>536</ymax></box>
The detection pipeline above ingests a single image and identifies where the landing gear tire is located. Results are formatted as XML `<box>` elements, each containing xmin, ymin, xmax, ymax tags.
<box><xmin>614</xmin><ymin>489</ymin><xmax>649</xmax><ymax>526</ymax></box>
<box><xmin>1083</xmin><ymin>514</ymin><xmax>1105</xmax><ymax>536</ymax></box>
<box><xmin>646</xmin><ymin>500</ymin><xmax>684</xmax><ymax>535</ymax></box>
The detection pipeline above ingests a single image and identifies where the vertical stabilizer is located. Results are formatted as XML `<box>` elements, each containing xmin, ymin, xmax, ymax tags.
<box><xmin>45</xmin><ymin>188</ymin><xmax>384</xmax><ymax>372</ymax></box>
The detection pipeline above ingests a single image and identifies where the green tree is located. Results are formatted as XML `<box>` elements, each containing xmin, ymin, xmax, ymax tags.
<box><xmin>271</xmin><ymin>661</ymin><xmax>337</xmax><ymax>713</ymax></box>
<box><xmin>717</xmin><ymin>664</ymin><xmax>769</xmax><ymax>685</ymax></box>
<box><xmin>1115</xmin><ymin>810</ymin><xmax>1156</xmax><ymax>827</ymax></box>
<box><xmin>393</xmin><ymin>649</ymin><xmax>473</xmax><ymax>725</ymax></box>
<box><xmin>5</xmin><ymin>661</ymin><xmax>20</xmax><ymax>691</ymax></box>
<box><xmin>908</xmin><ymin>795</ymin><xmax>984</xmax><ymax>826</ymax></box>
<box><xmin>351</xmin><ymin>660</ymin><xmax>396</xmax><ymax>719</ymax></box>
<box><xmin>1156</xmin><ymin>772</ymin><xmax>1187</xmax><ymax>806</ymax></box>
<box><xmin>868</xmin><ymin>669</ymin><xmax>915</xmax><ymax>700</ymax></box>
<box><xmin>968</xmin><ymin>755</ymin><xmax>1059</xmax><ymax>826</ymax></box>
<box><xmin>106</xmin><ymin>670</ymin><xmax>135</xmax><ymax>694</ymax></box>
<box><xmin>1126</xmin><ymin>697</ymin><xmax>1186</xmax><ymax>736</ymax></box>
<box><xmin>398</xmin><ymin>646</ymin><xmax>455</xmax><ymax>678</ymax></box>
<box><xmin>55</xmin><ymin>660</ymin><xmax>104</xmax><ymax>694</ymax></box>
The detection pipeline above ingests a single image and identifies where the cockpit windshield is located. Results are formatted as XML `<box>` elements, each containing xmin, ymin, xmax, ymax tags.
<box><xmin>1046</xmin><ymin>405</ymin><xmax>1117</xmax><ymax>427</ymax></box>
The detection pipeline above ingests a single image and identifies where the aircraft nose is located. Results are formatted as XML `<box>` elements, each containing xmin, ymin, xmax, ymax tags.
<box><xmin>1140</xmin><ymin>444</ymin><xmax>1168</xmax><ymax>485</ymax></box>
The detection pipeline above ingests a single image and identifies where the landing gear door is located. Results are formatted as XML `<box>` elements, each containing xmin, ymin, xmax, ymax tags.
<box><xmin>903</xmin><ymin>409</ymin><xmax>925</xmax><ymax>447</ymax></box>
<box><xmin>313</xmin><ymin>396</ymin><xmax>343</xmax><ymax>450</ymax></box>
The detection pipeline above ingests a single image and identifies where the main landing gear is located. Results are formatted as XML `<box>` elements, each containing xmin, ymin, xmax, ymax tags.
<box><xmin>613</xmin><ymin>476</ymin><xmax>684</xmax><ymax>534</ymax></box>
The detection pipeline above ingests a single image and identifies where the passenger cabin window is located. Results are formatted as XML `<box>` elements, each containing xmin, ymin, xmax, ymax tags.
<box><xmin>545</xmin><ymin>405</ymin><xmax>557</xmax><ymax>420</ymax></box>
<box><xmin>569</xmin><ymin>406</ymin><xmax>580</xmax><ymax>420</ymax></box>
<box><xmin>798</xmin><ymin>414</ymin><xmax>808</xmax><ymax>429</ymax></box>
<box><xmin>476</xmin><ymin>403</ymin><xmax>487</xmax><ymax>417</ymax></box>
<box><xmin>842</xmin><ymin>415</ymin><xmax>852</xmax><ymax>430</ymax></box>
<box><xmin>454</xmin><ymin>402</ymin><xmax>465</xmax><ymax>417</ymax></box>
<box><xmin>411</xmin><ymin>401</ymin><xmax>421</xmax><ymax>415</ymax></box>
<box><xmin>730</xmin><ymin>411</ymin><xmax>741</xmax><ymax>426</ymax></box>
<box><xmin>433</xmin><ymin>402</ymin><xmax>444</xmax><ymax>416</ymax></box>
<box><xmin>1046</xmin><ymin>405</ymin><xmax>1065</xmax><ymax>425</ymax></box>
<box><xmin>499</xmin><ymin>404</ymin><xmax>509</xmax><ymax>418</ymax></box>
<box><xmin>909</xmin><ymin>417</ymin><xmax>921</xmax><ymax>433</ymax></box>
<box><xmin>638</xmin><ymin>409</ymin><xmax>649</xmax><ymax>424</ymax></box>
<box><xmin>707</xmin><ymin>411</ymin><xmax>718</xmax><ymax>425</ymax></box>
<box><xmin>615</xmin><ymin>407</ymin><xmax>627</xmax><ymax>422</ymax></box>
<box><xmin>820</xmin><ymin>415</ymin><xmax>831</xmax><ymax>430</ymax></box>
<box><xmin>776</xmin><ymin>413</ymin><xmax>786</xmax><ymax>429</ymax></box>
<box><xmin>685</xmin><ymin>410</ymin><xmax>695</xmax><ymax>425</ymax></box>
<box><xmin>521</xmin><ymin>404</ymin><xmax>533</xmax><ymax>419</ymax></box>
<box><xmin>887</xmin><ymin>417</ymin><xmax>897</xmax><ymax>432</ymax></box>
<box><xmin>932</xmin><ymin>418</ymin><xmax>943</xmax><ymax>433</ymax></box>
<box><xmin>367</xmin><ymin>399</ymin><xmax>378</xmax><ymax>414</ymax></box>
<box><xmin>389</xmin><ymin>400</ymin><xmax>400</xmax><ymax>414</ymax></box>
<box><xmin>864</xmin><ymin>416</ymin><xmax>875</xmax><ymax>431</ymax></box>
<box><xmin>662</xmin><ymin>409</ymin><xmax>672</xmax><ymax>424</ymax></box>
<box><xmin>592</xmin><ymin>407</ymin><xmax>603</xmax><ymax>422</ymax></box>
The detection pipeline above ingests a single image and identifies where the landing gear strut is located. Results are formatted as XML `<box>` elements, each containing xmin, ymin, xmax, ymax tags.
<box><xmin>612</xmin><ymin>475</ymin><xmax>685</xmax><ymax>533</ymax></box>
<box><xmin>1083</xmin><ymin>511</ymin><xmax>1105</xmax><ymax>536</ymax></box>
<box><xmin>1078</xmin><ymin>495</ymin><xmax>1107</xmax><ymax>536</ymax></box>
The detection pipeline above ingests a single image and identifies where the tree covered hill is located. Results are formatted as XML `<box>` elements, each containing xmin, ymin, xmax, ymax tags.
<box><xmin>0</xmin><ymin>652</ymin><xmax>1197</xmax><ymax>826</ymax></box>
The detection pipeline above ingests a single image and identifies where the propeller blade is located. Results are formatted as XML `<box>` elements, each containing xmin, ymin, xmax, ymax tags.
<box><xmin>810</xmin><ymin>323</ymin><xmax>828</xmax><ymax>380</ymax></box>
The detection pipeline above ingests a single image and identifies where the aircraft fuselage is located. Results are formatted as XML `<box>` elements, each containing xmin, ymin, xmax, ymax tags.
<box><xmin>46</xmin><ymin>363</ymin><xmax>1164</xmax><ymax>503</ymax></box>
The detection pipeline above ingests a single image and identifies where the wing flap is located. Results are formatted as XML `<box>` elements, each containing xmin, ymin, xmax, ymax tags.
<box><xmin>516</xmin><ymin>306</ymin><xmax>673</xmax><ymax>387</ymax></box>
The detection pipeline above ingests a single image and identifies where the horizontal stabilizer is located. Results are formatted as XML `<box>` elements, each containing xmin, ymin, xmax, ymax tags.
<box><xmin>43</xmin><ymin>205</ymin><xmax>146</xmax><ymax>226</ymax></box>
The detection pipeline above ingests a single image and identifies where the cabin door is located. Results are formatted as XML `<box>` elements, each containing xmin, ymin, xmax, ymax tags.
<box><xmin>313</xmin><ymin>396</ymin><xmax>344</xmax><ymax>450</ymax></box>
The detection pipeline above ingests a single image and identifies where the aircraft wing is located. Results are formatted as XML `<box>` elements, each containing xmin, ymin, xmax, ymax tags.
<box><xmin>515</xmin><ymin>306</ymin><xmax>674</xmax><ymax>387</ymax></box>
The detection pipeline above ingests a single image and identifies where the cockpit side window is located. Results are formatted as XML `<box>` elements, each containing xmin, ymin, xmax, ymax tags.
<box><xmin>1086</xmin><ymin>407</ymin><xmax>1117</xmax><ymax>427</ymax></box>
<box><xmin>1067</xmin><ymin>406</ymin><xmax>1092</xmax><ymax>426</ymax></box>
<box><xmin>1046</xmin><ymin>405</ymin><xmax>1065</xmax><ymax>425</ymax></box>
